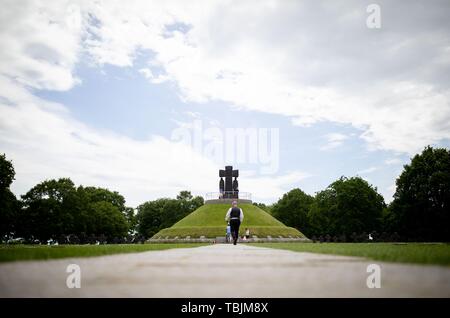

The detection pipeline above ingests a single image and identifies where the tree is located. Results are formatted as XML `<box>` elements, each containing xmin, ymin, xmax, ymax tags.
<box><xmin>308</xmin><ymin>176</ymin><xmax>385</xmax><ymax>238</ymax></box>
<box><xmin>189</xmin><ymin>195</ymin><xmax>204</xmax><ymax>211</ymax></box>
<box><xmin>136</xmin><ymin>191</ymin><xmax>204</xmax><ymax>239</ymax></box>
<box><xmin>160</xmin><ymin>199</ymin><xmax>190</xmax><ymax>229</ymax></box>
<box><xmin>177</xmin><ymin>190</ymin><xmax>204</xmax><ymax>212</ymax></box>
<box><xmin>177</xmin><ymin>191</ymin><xmax>193</xmax><ymax>201</ymax></box>
<box><xmin>79</xmin><ymin>186</ymin><xmax>126</xmax><ymax>212</ymax></box>
<box><xmin>390</xmin><ymin>146</ymin><xmax>450</xmax><ymax>241</ymax></box>
<box><xmin>136</xmin><ymin>198</ymin><xmax>190</xmax><ymax>238</ymax></box>
<box><xmin>0</xmin><ymin>154</ymin><xmax>19</xmax><ymax>240</ymax></box>
<box><xmin>136</xmin><ymin>199</ymin><xmax>167</xmax><ymax>238</ymax></box>
<box><xmin>18</xmin><ymin>178</ymin><xmax>77</xmax><ymax>241</ymax></box>
<box><xmin>87</xmin><ymin>201</ymin><xmax>128</xmax><ymax>240</ymax></box>
<box><xmin>124</xmin><ymin>207</ymin><xmax>137</xmax><ymax>234</ymax></box>
<box><xmin>76</xmin><ymin>185</ymin><xmax>132</xmax><ymax>239</ymax></box>
<box><xmin>19</xmin><ymin>178</ymin><xmax>80</xmax><ymax>241</ymax></box>
<box><xmin>271</xmin><ymin>188</ymin><xmax>314</xmax><ymax>234</ymax></box>
<box><xmin>252</xmin><ymin>202</ymin><xmax>271</xmax><ymax>213</ymax></box>
<box><xmin>0</xmin><ymin>153</ymin><xmax>15</xmax><ymax>189</ymax></box>
<box><xmin>19</xmin><ymin>178</ymin><xmax>130</xmax><ymax>242</ymax></box>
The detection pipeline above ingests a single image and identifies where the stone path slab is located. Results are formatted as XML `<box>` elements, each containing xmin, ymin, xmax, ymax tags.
<box><xmin>1</xmin><ymin>244</ymin><xmax>449</xmax><ymax>297</ymax></box>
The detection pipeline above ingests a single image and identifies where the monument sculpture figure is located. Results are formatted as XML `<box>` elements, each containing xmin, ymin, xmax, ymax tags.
<box><xmin>219</xmin><ymin>166</ymin><xmax>239</xmax><ymax>199</ymax></box>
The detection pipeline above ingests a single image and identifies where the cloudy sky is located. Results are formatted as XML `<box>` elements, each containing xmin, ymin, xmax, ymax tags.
<box><xmin>1</xmin><ymin>0</ymin><xmax>449</xmax><ymax>207</ymax></box>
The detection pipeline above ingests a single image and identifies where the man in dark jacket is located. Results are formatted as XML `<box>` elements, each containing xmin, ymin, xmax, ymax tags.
<box><xmin>225</xmin><ymin>201</ymin><xmax>244</xmax><ymax>245</ymax></box>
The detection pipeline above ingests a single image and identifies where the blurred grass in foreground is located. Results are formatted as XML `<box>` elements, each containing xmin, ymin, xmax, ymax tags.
<box><xmin>0</xmin><ymin>243</ymin><xmax>208</xmax><ymax>262</ymax></box>
<box><xmin>252</xmin><ymin>242</ymin><xmax>450</xmax><ymax>266</ymax></box>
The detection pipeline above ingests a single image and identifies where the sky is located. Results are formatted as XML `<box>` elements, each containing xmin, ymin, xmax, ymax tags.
<box><xmin>1</xmin><ymin>0</ymin><xmax>450</xmax><ymax>207</ymax></box>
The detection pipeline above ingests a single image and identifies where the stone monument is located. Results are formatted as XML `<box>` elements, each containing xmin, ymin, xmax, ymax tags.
<box><xmin>219</xmin><ymin>165</ymin><xmax>239</xmax><ymax>198</ymax></box>
<box><xmin>204</xmin><ymin>166</ymin><xmax>251</xmax><ymax>204</ymax></box>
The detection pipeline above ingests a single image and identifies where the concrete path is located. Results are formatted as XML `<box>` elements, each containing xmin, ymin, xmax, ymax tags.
<box><xmin>1</xmin><ymin>244</ymin><xmax>449</xmax><ymax>297</ymax></box>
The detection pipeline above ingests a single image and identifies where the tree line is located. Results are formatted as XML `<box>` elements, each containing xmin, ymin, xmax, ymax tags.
<box><xmin>1</xmin><ymin>146</ymin><xmax>449</xmax><ymax>243</ymax></box>
<box><xmin>259</xmin><ymin>146</ymin><xmax>450</xmax><ymax>242</ymax></box>
<box><xmin>0</xmin><ymin>153</ymin><xmax>203</xmax><ymax>244</ymax></box>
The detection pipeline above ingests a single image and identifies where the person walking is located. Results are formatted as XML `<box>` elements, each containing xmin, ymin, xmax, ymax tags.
<box><xmin>225</xmin><ymin>201</ymin><xmax>244</xmax><ymax>245</ymax></box>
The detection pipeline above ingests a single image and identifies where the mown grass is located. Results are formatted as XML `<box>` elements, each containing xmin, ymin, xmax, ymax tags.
<box><xmin>153</xmin><ymin>203</ymin><xmax>305</xmax><ymax>238</ymax></box>
<box><xmin>0</xmin><ymin>243</ymin><xmax>208</xmax><ymax>263</ymax></box>
<box><xmin>173</xmin><ymin>204</ymin><xmax>285</xmax><ymax>227</ymax></box>
<box><xmin>253</xmin><ymin>242</ymin><xmax>450</xmax><ymax>266</ymax></box>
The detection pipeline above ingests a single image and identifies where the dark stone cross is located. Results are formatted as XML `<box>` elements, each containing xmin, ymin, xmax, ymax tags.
<box><xmin>219</xmin><ymin>165</ymin><xmax>239</xmax><ymax>199</ymax></box>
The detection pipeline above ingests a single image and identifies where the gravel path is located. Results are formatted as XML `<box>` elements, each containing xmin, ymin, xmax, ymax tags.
<box><xmin>1</xmin><ymin>244</ymin><xmax>449</xmax><ymax>297</ymax></box>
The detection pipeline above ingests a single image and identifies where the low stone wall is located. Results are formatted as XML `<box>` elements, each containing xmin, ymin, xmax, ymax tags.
<box><xmin>147</xmin><ymin>238</ymin><xmax>215</xmax><ymax>244</ymax></box>
<box><xmin>205</xmin><ymin>198</ymin><xmax>252</xmax><ymax>205</ymax></box>
<box><xmin>147</xmin><ymin>236</ymin><xmax>311</xmax><ymax>244</ymax></box>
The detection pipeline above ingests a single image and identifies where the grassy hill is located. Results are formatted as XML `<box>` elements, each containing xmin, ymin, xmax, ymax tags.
<box><xmin>153</xmin><ymin>203</ymin><xmax>305</xmax><ymax>239</ymax></box>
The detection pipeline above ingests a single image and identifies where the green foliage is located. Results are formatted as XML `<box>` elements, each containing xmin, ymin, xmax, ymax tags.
<box><xmin>87</xmin><ymin>201</ymin><xmax>128</xmax><ymax>240</ymax></box>
<box><xmin>252</xmin><ymin>202</ymin><xmax>271</xmax><ymax>213</ymax></box>
<box><xmin>188</xmin><ymin>195</ymin><xmax>204</xmax><ymax>211</ymax></box>
<box><xmin>136</xmin><ymin>191</ymin><xmax>204</xmax><ymax>238</ymax></box>
<box><xmin>177</xmin><ymin>190</ymin><xmax>193</xmax><ymax>201</ymax></box>
<box><xmin>124</xmin><ymin>207</ymin><xmax>137</xmax><ymax>234</ymax></box>
<box><xmin>271</xmin><ymin>189</ymin><xmax>314</xmax><ymax>235</ymax></box>
<box><xmin>80</xmin><ymin>186</ymin><xmax>126</xmax><ymax>212</ymax></box>
<box><xmin>0</xmin><ymin>154</ymin><xmax>20</xmax><ymax>239</ymax></box>
<box><xmin>308</xmin><ymin>177</ymin><xmax>385</xmax><ymax>237</ymax></box>
<box><xmin>17</xmin><ymin>178</ymin><xmax>130</xmax><ymax>242</ymax></box>
<box><xmin>0</xmin><ymin>188</ymin><xmax>19</xmax><ymax>239</ymax></box>
<box><xmin>0</xmin><ymin>153</ymin><xmax>15</xmax><ymax>189</ymax></box>
<box><xmin>270</xmin><ymin>147</ymin><xmax>449</xmax><ymax>242</ymax></box>
<box><xmin>19</xmin><ymin>178</ymin><xmax>78</xmax><ymax>240</ymax></box>
<box><xmin>177</xmin><ymin>190</ymin><xmax>204</xmax><ymax>215</ymax></box>
<box><xmin>136</xmin><ymin>199</ymin><xmax>165</xmax><ymax>238</ymax></box>
<box><xmin>390</xmin><ymin>146</ymin><xmax>450</xmax><ymax>241</ymax></box>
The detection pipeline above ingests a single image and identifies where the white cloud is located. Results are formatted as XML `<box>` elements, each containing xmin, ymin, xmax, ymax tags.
<box><xmin>138</xmin><ymin>67</ymin><xmax>170</xmax><ymax>84</ymax></box>
<box><xmin>0</xmin><ymin>82</ymin><xmax>304</xmax><ymax>206</ymax></box>
<box><xmin>75</xmin><ymin>0</ymin><xmax>450</xmax><ymax>155</ymax></box>
<box><xmin>384</xmin><ymin>158</ymin><xmax>403</xmax><ymax>165</ymax></box>
<box><xmin>320</xmin><ymin>133</ymin><xmax>349</xmax><ymax>151</ymax></box>
<box><xmin>386</xmin><ymin>184</ymin><xmax>397</xmax><ymax>201</ymax></box>
<box><xmin>357</xmin><ymin>166</ymin><xmax>378</xmax><ymax>175</ymax></box>
<box><xmin>3</xmin><ymin>0</ymin><xmax>449</xmax><ymax>154</ymax></box>
<box><xmin>241</xmin><ymin>171</ymin><xmax>312</xmax><ymax>203</ymax></box>
<box><xmin>0</xmin><ymin>0</ymin><xmax>83</xmax><ymax>91</ymax></box>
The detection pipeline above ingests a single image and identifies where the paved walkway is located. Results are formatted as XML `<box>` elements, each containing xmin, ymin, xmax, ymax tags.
<box><xmin>1</xmin><ymin>244</ymin><xmax>449</xmax><ymax>297</ymax></box>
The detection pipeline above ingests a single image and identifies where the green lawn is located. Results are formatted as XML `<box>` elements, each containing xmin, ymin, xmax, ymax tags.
<box><xmin>0</xmin><ymin>243</ymin><xmax>208</xmax><ymax>263</ymax></box>
<box><xmin>253</xmin><ymin>242</ymin><xmax>450</xmax><ymax>266</ymax></box>
<box><xmin>153</xmin><ymin>203</ymin><xmax>305</xmax><ymax>239</ymax></box>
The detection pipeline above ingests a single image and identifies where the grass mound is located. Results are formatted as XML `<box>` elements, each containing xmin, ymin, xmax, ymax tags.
<box><xmin>153</xmin><ymin>204</ymin><xmax>305</xmax><ymax>239</ymax></box>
